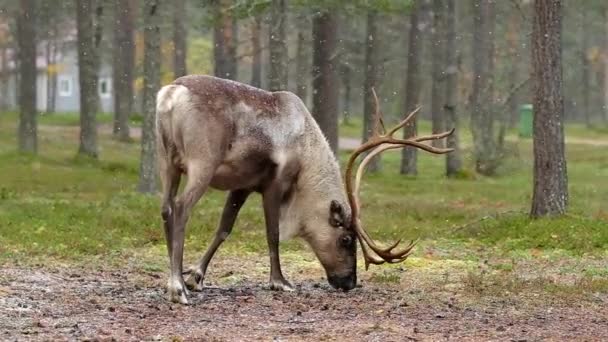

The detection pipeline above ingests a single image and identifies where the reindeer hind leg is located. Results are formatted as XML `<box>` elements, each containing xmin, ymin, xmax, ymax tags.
<box><xmin>167</xmin><ymin>160</ymin><xmax>217</xmax><ymax>304</ymax></box>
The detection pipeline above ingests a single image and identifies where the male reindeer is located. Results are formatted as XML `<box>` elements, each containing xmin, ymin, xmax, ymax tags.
<box><xmin>156</xmin><ymin>75</ymin><xmax>453</xmax><ymax>304</ymax></box>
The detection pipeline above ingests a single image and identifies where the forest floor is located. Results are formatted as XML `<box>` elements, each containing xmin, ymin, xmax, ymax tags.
<box><xmin>1</xmin><ymin>114</ymin><xmax>608</xmax><ymax>341</ymax></box>
<box><xmin>2</xmin><ymin>253</ymin><xmax>607</xmax><ymax>342</ymax></box>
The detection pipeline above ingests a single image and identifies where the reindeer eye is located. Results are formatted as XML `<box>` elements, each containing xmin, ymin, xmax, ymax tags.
<box><xmin>340</xmin><ymin>235</ymin><xmax>353</xmax><ymax>247</ymax></box>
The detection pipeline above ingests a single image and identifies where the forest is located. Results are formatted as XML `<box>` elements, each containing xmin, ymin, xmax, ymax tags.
<box><xmin>0</xmin><ymin>0</ymin><xmax>607</xmax><ymax>340</ymax></box>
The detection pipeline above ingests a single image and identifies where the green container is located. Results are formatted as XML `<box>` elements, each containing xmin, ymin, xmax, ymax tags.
<box><xmin>519</xmin><ymin>104</ymin><xmax>533</xmax><ymax>138</ymax></box>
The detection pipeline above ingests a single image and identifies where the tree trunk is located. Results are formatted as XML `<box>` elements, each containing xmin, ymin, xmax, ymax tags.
<box><xmin>341</xmin><ymin>65</ymin><xmax>351</xmax><ymax>125</ymax></box>
<box><xmin>112</xmin><ymin>0</ymin><xmax>134</xmax><ymax>141</ymax></box>
<box><xmin>530</xmin><ymin>0</ymin><xmax>568</xmax><ymax>217</ymax></box>
<box><xmin>76</xmin><ymin>0</ymin><xmax>99</xmax><ymax>158</ymax></box>
<box><xmin>173</xmin><ymin>0</ymin><xmax>187</xmax><ymax>78</ymax></box>
<box><xmin>250</xmin><ymin>15</ymin><xmax>262</xmax><ymax>88</ymax></box>
<box><xmin>401</xmin><ymin>0</ymin><xmax>424</xmax><ymax>175</ymax></box>
<box><xmin>45</xmin><ymin>27</ymin><xmax>58</xmax><ymax>114</ymax></box>
<box><xmin>139</xmin><ymin>0</ymin><xmax>161</xmax><ymax>193</ymax></box>
<box><xmin>312</xmin><ymin>12</ymin><xmax>339</xmax><ymax>154</ymax></box>
<box><xmin>444</xmin><ymin>0</ymin><xmax>461</xmax><ymax>177</ymax></box>
<box><xmin>470</xmin><ymin>0</ymin><xmax>497</xmax><ymax>175</ymax></box>
<box><xmin>430</xmin><ymin>0</ymin><xmax>445</xmax><ymax>148</ymax></box>
<box><xmin>581</xmin><ymin>12</ymin><xmax>591</xmax><ymax>127</ymax></box>
<box><xmin>0</xmin><ymin>46</ymin><xmax>8</xmax><ymax>110</ymax></box>
<box><xmin>362</xmin><ymin>10</ymin><xmax>381</xmax><ymax>172</ymax></box>
<box><xmin>268</xmin><ymin>0</ymin><xmax>288</xmax><ymax>91</ymax></box>
<box><xmin>507</xmin><ymin>9</ymin><xmax>520</xmax><ymax>128</ymax></box>
<box><xmin>17</xmin><ymin>0</ymin><xmax>37</xmax><ymax>153</ymax></box>
<box><xmin>213</xmin><ymin>0</ymin><xmax>237</xmax><ymax>80</ymax></box>
<box><xmin>295</xmin><ymin>17</ymin><xmax>309</xmax><ymax>103</ymax></box>
<box><xmin>604</xmin><ymin>5</ymin><xmax>608</xmax><ymax>124</ymax></box>
<box><xmin>92</xmin><ymin>1</ymin><xmax>103</xmax><ymax>113</ymax></box>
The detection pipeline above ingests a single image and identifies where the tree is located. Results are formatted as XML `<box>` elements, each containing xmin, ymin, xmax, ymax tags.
<box><xmin>139</xmin><ymin>0</ymin><xmax>161</xmax><ymax>193</ymax></box>
<box><xmin>430</xmin><ymin>0</ymin><xmax>445</xmax><ymax>147</ymax></box>
<box><xmin>75</xmin><ymin>0</ymin><xmax>102</xmax><ymax>158</ymax></box>
<box><xmin>295</xmin><ymin>15</ymin><xmax>309</xmax><ymax>103</ymax></box>
<box><xmin>530</xmin><ymin>0</ymin><xmax>568</xmax><ymax>217</ymax></box>
<box><xmin>173</xmin><ymin>0</ymin><xmax>187</xmax><ymax>78</ymax></box>
<box><xmin>250</xmin><ymin>14</ymin><xmax>262</xmax><ymax>88</ymax></box>
<box><xmin>340</xmin><ymin>63</ymin><xmax>351</xmax><ymax>124</ymax></box>
<box><xmin>362</xmin><ymin>9</ymin><xmax>381</xmax><ymax>172</ymax></box>
<box><xmin>38</xmin><ymin>0</ymin><xmax>68</xmax><ymax>114</ymax></box>
<box><xmin>604</xmin><ymin>4</ymin><xmax>608</xmax><ymax>124</ymax></box>
<box><xmin>112</xmin><ymin>0</ymin><xmax>135</xmax><ymax>141</ymax></box>
<box><xmin>444</xmin><ymin>0</ymin><xmax>461</xmax><ymax>176</ymax></box>
<box><xmin>580</xmin><ymin>9</ymin><xmax>591</xmax><ymax>128</ymax></box>
<box><xmin>312</xmin><ymin>11</ymin><xmax>339</xmax><ymax>154</ymax></box>
<box><xmin>506</xmin><ymin>3</ymin><xmax>522</xmax><ymax>128</ymax></box>
<box><xmin>470</xmin><ymin>0</ymin><xmax>498</xmax><ymax>175</ymax></box>
<box><xmin>17</xmin><ymin>0</ymin><xmax>37</xmax><ymax>153</ymax></box>
<box><xmin>0</xmin><ymin>44</ymin><xmax>8</xmax><ymax>110</ymax></box>
<box><xmin>400</xmin><ymin>0</ymin><xmax>425</xmax><ymax>175</ymax></box>
<box><xmin>268</xmin><ymin>0</ymin><xmax>287</xmax><ymax>91</ymax></box>
<box><xmin>213</xmin><ymin>0</ymin><xmax>237</xmax><ymax>80</ymax></box>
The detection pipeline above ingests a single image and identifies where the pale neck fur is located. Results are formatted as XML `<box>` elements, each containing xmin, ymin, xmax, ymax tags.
<box><xmin>278</xmin><ymin>114</ymin><xmax>350</xmax><ymax>240</ymax></box>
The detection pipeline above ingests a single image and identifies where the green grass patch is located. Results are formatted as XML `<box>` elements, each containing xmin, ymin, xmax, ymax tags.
<box><xmin>0</xmin><ymin>112</ymin><xmax>607</xmax><ymax>266</ymax></box>
<box><xmin>1</xmin><ymin>111</ymin><xmax>142</xmax><ymax>127</ymax></box>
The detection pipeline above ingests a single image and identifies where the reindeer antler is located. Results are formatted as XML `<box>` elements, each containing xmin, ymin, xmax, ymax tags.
<box><xmin>345</xmin><ymin>88</ymin><xmax>454</xmax><ymax>270</ymax></box>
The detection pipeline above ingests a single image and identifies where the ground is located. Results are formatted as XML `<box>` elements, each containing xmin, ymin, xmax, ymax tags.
<box><xmin>2</xmin><ymin>256</ymin><xmax>607</xmax><ymax>341</ymax></box>
<box><xmin>1</xmin><ymin>112</ymin><xmax>607</xmax><ymax>341</ymax></box>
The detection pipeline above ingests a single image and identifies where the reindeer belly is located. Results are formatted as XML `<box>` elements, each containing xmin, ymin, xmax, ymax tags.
<box><xmin>210</xmin><ymin>145</ymin><xmax>276</xmax><ymax>191</ymax></box>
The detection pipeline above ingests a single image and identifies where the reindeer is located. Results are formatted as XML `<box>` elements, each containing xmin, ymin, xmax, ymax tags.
<box><xmin>155</xmin><ymin>75</ymin><xmax>453</xmax><ymax>304</ymax></box>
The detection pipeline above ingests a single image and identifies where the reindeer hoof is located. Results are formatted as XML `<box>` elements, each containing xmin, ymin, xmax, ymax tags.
<box><xmin>269</xmin><ymin>279</ymin><xmax>294</xmax><ymax>292</ymax></box>
<box><xmin>167</xmin><ymin>279</ymin><xmax>190</xmax><ymax>304</ymax></box>
<box><xmin>184</xmin><ymin>270</ymin><xmax>205</xmax><ymax>292</ymax></box>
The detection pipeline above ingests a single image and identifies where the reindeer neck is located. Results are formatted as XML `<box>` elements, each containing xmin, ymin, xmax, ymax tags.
<box><xmin>296</xmin><ymin>117</ymin><xmax>347</xmax><ymax>205</ymax></box>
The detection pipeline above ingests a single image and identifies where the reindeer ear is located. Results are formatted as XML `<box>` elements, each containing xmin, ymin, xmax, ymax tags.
<box><xmin>329</xmin><ymin>200</ymin><xmax>344</xmax><ymax>227</ymax></box>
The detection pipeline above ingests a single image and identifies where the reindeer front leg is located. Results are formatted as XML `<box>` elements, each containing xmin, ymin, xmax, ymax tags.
<box><xmin>262</xmin><ymin>182</ymin><xmax>294</xmax><ymax>291</ymax></box>
<box><xmin>185</xmin><ymin>189</ymin><xmax>251</xmax><ymax>291</ymax></box>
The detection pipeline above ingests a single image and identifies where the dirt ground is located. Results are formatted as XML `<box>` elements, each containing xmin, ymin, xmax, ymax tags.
<box><xmin>1</xmin><ymin>263</ymin><xmax>607</xmax><ymax>342</ymax></box>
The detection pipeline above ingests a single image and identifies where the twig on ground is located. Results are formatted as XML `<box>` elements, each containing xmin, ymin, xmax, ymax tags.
<box><xmin>451</xmin><ymin>210</ymin><xmax>524</xmax><ymax>232</ymax></box>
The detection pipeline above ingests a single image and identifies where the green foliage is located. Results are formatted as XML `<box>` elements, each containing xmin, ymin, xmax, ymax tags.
<box><xmin>290</xmin><ymin>0</ymin><xmax>413</xmax><ymax>14</ymax></box>
<box><xmin>187</xmin><ymin>37</ymin><xmax>214</xmax><ymax>75</ymax></box>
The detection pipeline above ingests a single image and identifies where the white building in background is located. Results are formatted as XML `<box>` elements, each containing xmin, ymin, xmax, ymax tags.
<box><xmin>0</xmin><ymin>34</ymin><xmax>114</xmax><ymax>113</ymax></box>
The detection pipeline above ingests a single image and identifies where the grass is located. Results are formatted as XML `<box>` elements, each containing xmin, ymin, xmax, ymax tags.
<box><xmin>0</xmin><ymin>111</ymin><xmax>607</xmax><ymax>298</ymax></box>
<box><xmin>1</xmin><ymin>111</ymin><xmax>142</xmax><ymax>127</ymax></box>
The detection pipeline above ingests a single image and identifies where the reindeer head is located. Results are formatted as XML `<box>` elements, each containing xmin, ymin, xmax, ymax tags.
<box><xmin>300</xmin><ymin>197</ymin><xmax>358</xmax><ymax>291</ymax></box>
<box><xmin>323</xmin><ymin>88</ymin><xmax>454</xmax><ymax>287</ymax></box>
